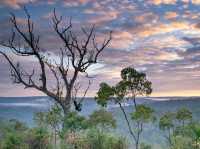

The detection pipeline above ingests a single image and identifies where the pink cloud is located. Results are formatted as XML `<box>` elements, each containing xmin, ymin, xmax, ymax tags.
<box><xmin>0</xmin><ymin>0</ymin><xmax>38</xmax><ymax>9</ymax></box>
<box><xmin>63</xmin><ymin>0</ymin><xmax>91</xmax><ymax>7</ymax></box>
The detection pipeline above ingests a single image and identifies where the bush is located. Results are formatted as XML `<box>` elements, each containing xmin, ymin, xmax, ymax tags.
<box><xmin>62</xmin><ymin>129</ymin><xmax>128</xmax><ymax>149</ymax></box>
<box><xmin>25</xmin><ymin>127</ymin><xmax>52</xmax><ymax>149</ymax></box>
<box><xmin>2</xmin><ymin>132</ymin><xmax>24</xmax><ymax>149</ymax></box>
<box><xmin>171</xmin><ymin>135</ymin><xmax>193</xmax><ymax>149</ymax></box>
<box><xmin>140</xmin><ymin>143</ymin><xmax>152</xmax><ymax>149</ymax></box>
<box><xmin>62</xmin><ymin>112</ymin><xmax>88</xmax><ymax>133</ymax></box>
<box><xmin>88</xmin><ymin>109</ymin><xmax>116</xmax><ymax>130</ymax></box>
<box><xmin>0</xmin><ymin>119</ymin><xmax>28</xmax><ymax>149</ymax></box>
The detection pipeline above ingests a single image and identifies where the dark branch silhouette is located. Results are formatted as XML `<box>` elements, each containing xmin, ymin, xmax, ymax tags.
<box><xmin>0</xmin><ymin>7</ymin><xmax>112</xmax><ymax>114</ymax></box>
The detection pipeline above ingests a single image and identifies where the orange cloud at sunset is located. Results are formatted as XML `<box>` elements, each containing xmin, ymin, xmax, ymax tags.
<box><xmin>0</xmin><ymin>0</ymin><xmax>37</xmax><ymax>9</ymax></box>
<box><xmin>164</xmin><ymin>12</ymin><xmax>178</xmax><ymax>19</ymax></box>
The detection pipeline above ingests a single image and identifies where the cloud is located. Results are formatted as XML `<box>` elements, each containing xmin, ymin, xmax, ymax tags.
<box><xmin>149</xmin><ymin>0</ymin><xmax>177</xmax><ymax>5</ymax></box>
<box><xmin>134</xmin><ymin>12</ymin><xmax>159</xmax><ymax>23</ymax></box>
<box><xmin>126</xmin><ymin>21</ymin><xmax>197</xmax><ymax>40</ymax></box>
<box><xmin>88</xmin><ymin>10</ymin><xmax>119</xmax><ymax>25</ymax></box>
<box><xmin>109</xmin><ymin>31</ymin><xmax>134</xmax><ymax>49</ymax></box>
<box><xmin>156</xmin><ymin>51</ymin><xmax>183</xmax><ymax>61</ymax></box>
<box><xmin>0</xmin><ymin>0</ymin><xmax>37</xmax><ymax>9</ymax></box>
<box><xmin>149</xmin><ymin>0</ymin><xmax>200</xmax><ymax>5</ymax></box>
<box><xmin>164</xmin><ymin>11</ymin><xmax>178</xmax><ymax>20</ymax></box>
<box><xmin>63</xmin><ymin>0</ymin><xmax>91</xmax><ymax>7</ymax></box>
<box><xmin>192</xmin><ymin>0</ymin><xmax>200</xmax><ymax>5</ymax></box>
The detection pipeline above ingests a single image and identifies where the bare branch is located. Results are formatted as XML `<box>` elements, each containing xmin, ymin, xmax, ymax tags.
<box><xmin>0</xmin><ymin>7</ymin><xmax>112</xmax><ymax>113</ymax></box>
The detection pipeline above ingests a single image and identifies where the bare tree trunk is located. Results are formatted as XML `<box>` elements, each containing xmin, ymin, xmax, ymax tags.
<box><xmin>133</xmin><ymin>95</ymin><xmax>137</xmax><ymax>109</ymax></box>
<box><xmin>135</xmin><ymin>140</ymin><xmax>139</xmax><ymax>149</ymax></box>
<box><xmin>118</xmin><ymin>102</ymin><xmax>137</xmax><ymax>143</ymax></box>
<box><xmin>135</xmin><ymin>131</ymin><xmax>140</xmax><ymax>149</ymax></box>
<box><xmin>63</xmin><ymin>97</ymin><xmax>71</xmax><ymax>115</ymax></box>
<box><xmin>54</xmin><ymin>129</ymin><xmax>57</xmax><ymax>149</ymax></box>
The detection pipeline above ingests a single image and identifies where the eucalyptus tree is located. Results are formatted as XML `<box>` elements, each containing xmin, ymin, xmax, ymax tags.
<box><xmin>0</xmin><ymin>7</ymin><xmax>111</xmax><ymax>114</ymax></box>
<box><xmin>176</xmin><ymin>107</ymin><xmax>192</xmax><ymax>127</ymax></box>
<box><xmin>46</xmin><ymin>104</ymin><xmax>63</xmax><ymax>148</ymax></box>
<box><xmin>131</xmin><ymin>105</ymin><xmax>155</xmax><ymax>148</ymax></box>
<box><xmin>159</xmin><ymin>112</ymin><xmax>176</xmax><ymax>146</ymax></box>
<box><xmin>88</xmin><ymin>109</ymin><xmax>116</xmax><ymax>131</ymax></box>
<box><xmin>120</xmin><ymin>67</ymin><xmax>152</xmax><ymax>108</ymax></box>
<box><xmin>96</xmin><ymin>67</ymin><xmax>152</xmax><ymax>149</ymax></box>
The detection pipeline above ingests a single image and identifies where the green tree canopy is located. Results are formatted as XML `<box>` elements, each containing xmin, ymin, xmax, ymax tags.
<box><xmin>63</xmin><ymin>111</ymin><xmax>88</xmax><ymax>132</ymax></box>
<box><xmin>88</xmin><ymin>109</ymin><xmax>116</xmax><ymax>129</ymax></box>
<box><xmin>96</xmin><ymin>67</ymin><xmax>152</xmax><ymax>107</ymax></box>
<box><xmin>159</xmin><ymin>112</ymin><xmax>175</xmax><ymax>131</ymax></box>
<box><xmin>131</xmin><ymin>105</ymin><xmax>155</xmax><ymax>123</ymax></box>
<box><xmin>121</xmin><ymin>67</ymin><xmax>152</xmax><ymax>97</ymax></box>
<box><xmin>95</xmin><ymin>83</ymin><xmax>114</xmax><ymax>107</ymax></box>
<box><xmin>176</xmin><ymin>107</ymin><xmax>192</xmax><ymax>124</ymax></box>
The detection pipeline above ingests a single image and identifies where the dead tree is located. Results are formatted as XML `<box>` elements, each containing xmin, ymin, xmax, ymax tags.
<box><xmin>0</xmin><ymin>7</ymin><xmax>111</xmax><ymax>114</ymax></box>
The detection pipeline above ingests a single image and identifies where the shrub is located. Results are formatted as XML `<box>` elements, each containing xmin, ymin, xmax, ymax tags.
<box><xmin>25</xmin><ymin>127</ymin><xmax>52</xmax><ymax>149</ymax></box>
<box><xmin>62</xmin><ymin>129</ymin><xmax>128</xmax><ymax>149</ymax></box>
<box><xmin>2</xmin><ymin>132</ymin><xmax>24</xmax><ymax>149</ymax></box>
<box><xmin>171</xmin><ymin>135</ymin><xmax>193</xmax><ymax>149</ymax></box>
<box><xmin>140</xmin><ymin>143</ymin><xmax>152</xmax><ymax>149</ymax></box>
<box><xmin>62</xmin><ymin>112</ymin><xmax>88</xmax><ymax>133</ymax></box>
<box><xmin>88</xmin><ymin>109</ymin><xmax>116</xmax><ymax>130</ymax></box>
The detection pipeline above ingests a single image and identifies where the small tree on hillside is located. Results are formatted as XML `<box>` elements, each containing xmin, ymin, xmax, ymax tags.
<box><xmin>95</xmin><ymin>67</ymin><xmax>152</xmax><ymax>149</ymax></box>
<box><xmin>0</xmin><ymin>7</ymin><xmax>111</xmax><ymax>114</ymax></box>
<box><xmin>131</xmin><ymin>105</ymin><xmax>156</xmax><ymax>148</ymax></box>
<box><xmin>176</xmin><ymin>107</ymin><xmax>192</xmax><ymax>127</ymax></box>
<box><xmin>159</xmin><ymin>112</ymin><xmax>176</xmax><ymax>146</ymax></box>
<box><xmin>121</xmin><ymin>67</ymin><xmax>152</xmax><ymax>108</ymax></box>
<box><xmin>88</xmin><ymin>109</ymin><xmax>116</xmax><ymax>131</ymax></box>
<box><xmin>46</xmin><ymin>104</ymin><xmax>63</xmax><ymax>148</ymax></box>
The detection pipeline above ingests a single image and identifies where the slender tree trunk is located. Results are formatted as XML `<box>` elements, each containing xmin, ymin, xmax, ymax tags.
<box><xmin>135</xmin><ymin>140</ymin><xmax>139</xmax><ymax>149</ymax></box>
<box><xmin>118</xmin><ymin>102</ymin><xmax>136</xmax><ymax>143</ymax></box>
<box><xmin>133</xmin><ymin>95</ymin><xmax>137</xmax><ymax>109</ymax></box>
<box><xmin>168</xmin><ymin>129</ymin><xmax>172</xmax><ymax>148</ymax></box>
<box><xmin>63</xmin><ymin>87</ymin><xmax>72</xmax><ymax>115</ymax></box>
<box><xmin>54</xmin><ymin>129</ymin><xmax>57</xmax><ymax>149</ymax></box>
<box><xmin>63</xmin><ymin>100</ymin><xmax>71</xmax><ymax>115</ymax></box>
<box><xmin>135</xmin><ymin>130</ymin><xmax>141</xmax><ymax>149</ymax></box>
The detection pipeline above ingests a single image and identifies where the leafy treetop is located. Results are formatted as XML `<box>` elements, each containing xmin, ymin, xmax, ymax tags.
<box><xmin>96</xmin><ymin>67</ymin><xmax>152</xmax><ymax>107</ymax></box>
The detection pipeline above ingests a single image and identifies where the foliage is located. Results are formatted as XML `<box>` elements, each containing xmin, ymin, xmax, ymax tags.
<box><xmin>0</xmin><ymin>119</ymin><xmax>28</xmax><ymax>149</ymax></box>
<box><xmin>159</xmin><ymin>112</ymin><xmax>175</xmax><ymax>131</ymax></box>
<box><xmin>131</xmin><ymin>105</ymin><xmax>155</xmax><ymax>123</ymax></box>
<box><xmin>171</xmin><ymin>135</ymin><xmax>193</xmax><ymax>149</ymax></box>
<box><xmin>34</xmin><ymin>112</ymin><xmax>47</xmax><ymax>127</ymax></box>
<box><xmin>88</xmin><ymin>109</ymin><xmax>116</xmax><ymax>130</ymax></box>
<box><xmin>176</xmin><ymin>107</ymin><xmax>192</xmax><ymax>126</ymax></box>
<box><xmin>159</xmin><ymin>108</ymin><xmax>197</xmax><ymax>149</ymax></box>
<box><xmin>85</xmin><ymin>129</ymin><xmax>128</xmax><ymax>149</ymax></box>
<box><xmin>46</xmin><ymin>104</ymin><xmax>63</xmax><ymax>131</ymax></box>
<box><xmin>62</xmin><ymin>111</ymin><xmax>88</xmax><ymax>133</ymax></box>
<box><xmin>2</xmin><ymin>132</ymin><xmax>24</xmax><ymax>149</ymax></box>
<box><xmin>95</xmin><ymin>82</ymin><xmax>114</xmax><ymax>107</ymax></box>
<box><xmin>34</xmin><ymin>104</ymin><xmax>63</xmax><ymax>148</ymax></box>
<box><xmin>62</xmin><ymin>129</ymin><xmax>128</xmax><ymax>149</ymax></box>
<box><xmin>96</xmin><ymin>67</ymin><xmax>152</xmax><ymax>106</ymax></box>
<box><xmin>1</xmin><ymin>105</ymin><xmax>200</xmax><ymax>149</ymax></box>
<box><xmin>121</xmin><ymin>67</ymin><xmax>152</xmax><ymax>96</ymax></box>
<box><xmin>140</xmin><ymin>143</ymin><xmax>152</xmax><ymax>149</ymax></box>
<box><xmin>25</xmin><ymin>127</ymin><xmax>51</xmax><ymax>149</ymax></box>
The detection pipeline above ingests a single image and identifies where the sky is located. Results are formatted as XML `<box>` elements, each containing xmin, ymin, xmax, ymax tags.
<box><xmin>1</xmin><ymin>0</ymin><xmax>200</xmax><ymax>97</ymax></box>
